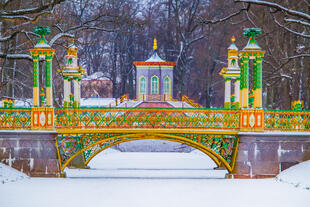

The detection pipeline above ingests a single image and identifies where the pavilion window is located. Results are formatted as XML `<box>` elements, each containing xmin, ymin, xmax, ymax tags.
<box><xmin>151</xmin><ymin>76</ymin><xmax>159</xmax><ymax>94</ymax></box>
<box><xmin>163</xmin><ymin>76</ymin><xmax>170</xmax><ymax>95</ymax></box>
<box><xmin>139</xmin><ymin>77</ymin><xmax>146</xmax><ymax>94</ymax></box>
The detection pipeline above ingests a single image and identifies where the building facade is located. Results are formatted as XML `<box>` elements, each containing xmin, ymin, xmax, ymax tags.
<box><xmin>133</xmin><ymin>38</ymin><xmax>176</xmax><ymax>101</ymax></box>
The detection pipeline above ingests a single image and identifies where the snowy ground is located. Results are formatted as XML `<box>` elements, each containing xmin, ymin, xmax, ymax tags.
<box><xmin>0</xmin><ymin>149</ymin><xmax>309</xmax><ymax>207</ymax></box>
<box><xmin>65</xmin><ymin>149</ymin><xmax>225</xmax><ymax>179</ymax></box>
<box><xmin>117</xmin><ymin>139</ymin><xmax>192</xmax><ymax>152</ymax></box>
<box><xmin>276</xmin><ymin>160</ymin><xmax>310</xmax><ymax>190</ymax></box>
<box><xmin>0</xmin><ymin>162</ymin><xmax>29</xmax><ymax>184</ymax></box>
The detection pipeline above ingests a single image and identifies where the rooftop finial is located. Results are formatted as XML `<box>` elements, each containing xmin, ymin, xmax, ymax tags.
<box><xmin>153</xmin><ymin>38</ymin><xmax>157</xmax><ymax>50</ymax></box>
<box><xmin>231</xmin><ymin>36</ymin><xmax>236</xmax><ymax>43</ymax></box>
<box><xmin>243</xmin><ymin>28</ymin><xmax>261</xmax><ymax>39</ymax></box>
<box><xmin>34</xmin><ymin>26</ymin><xmax>50</xmax><ymax>38</ymax></box>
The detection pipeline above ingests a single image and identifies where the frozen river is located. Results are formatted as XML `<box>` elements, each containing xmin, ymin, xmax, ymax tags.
<box><xmin>0</xmin><ymin>149</ymin><xmax>309</xmax><ymax>207</ymax></box>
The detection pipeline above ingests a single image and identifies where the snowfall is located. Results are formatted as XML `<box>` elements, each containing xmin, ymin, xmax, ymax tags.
<box><xmin>0</xmin><ymin>148</ymin><xmax>309</xmax><ymax>207</ymax></box>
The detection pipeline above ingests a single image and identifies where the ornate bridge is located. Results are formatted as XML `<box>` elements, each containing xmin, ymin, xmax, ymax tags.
<box><xmin>1</xmin><ymin>106</ymin><xmax>310</xmax><ymax>177</ymax></box>
<box><xmin>0</xmin><ymin>27</ymin><xmax>310</xmax><ymax>178</ymax></box>
<box><xmin>55</xmin><ymin>107</ymin><xmax>240</xmax><ymax>172</ymax></box>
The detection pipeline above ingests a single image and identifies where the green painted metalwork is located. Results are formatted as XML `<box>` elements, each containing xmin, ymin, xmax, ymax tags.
<box><xmin>46</xmin><ymin>57</ymin><xmax>52</xmax><ymax>87</ymax></box>
<box><xmin>243</xmin><ymin>28</ymin><xmax>261</xmax><ymax>39</ymax></box>
<box><xmin>1</xmin><ymin>107</ymin><xmax>310</xmax><ymax>131</ymax></box>
<box><xmin>34</xmin><ymin>26</ymin><xmax>50</xmax><ymax>37</ymax></box>
<box><xmin>32</xmin><ymin>57</ymin><xmax>39</xmax><ymax>87</ymax></box>
<box><xmin>240</xmin><ymin>56</ymin><xmax>249</xmax><ymax>90</ymax></box>
<box><xmin>55</xmin><ymin>108</ymin><xmax>240</xmax><ymax>130</ymax></box>
<box><xmin>256</xmin><ymin>57</ymin><xmax>262</xmax><ymax>89</ymax></box>
<box><xmin>56</xmin><ymin>132</ymin><xmax>238</xmax><ymax>171</ymax></box>
<box><xmin>0</xmin><ymin>108</ymin><xmax>31</xmax><ymax>129</ymax></box>
<box><xmin>264</xmin><ymin>110</ymin><xmax>310</xmax><ymax>131</ymax></box>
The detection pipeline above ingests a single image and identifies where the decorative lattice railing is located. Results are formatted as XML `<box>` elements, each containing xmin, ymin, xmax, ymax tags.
<box><xmin>1</xmin><ymin>107</ymin><xmax>310</xmax><ymax>132</ymax></box>
<box><xmin>264</xmin><ymin>110</ymin><xmax>310</xmax><ymax>131</ymax></box>
<box><xmin>55</xmin><ymin>107</ymin><xmax>240</xmax><ymax>130</ymax></box>
<box><xmin>0</xmin><ymin>108</ymin><xmax>31</xmax><ymax>129</ymax></box>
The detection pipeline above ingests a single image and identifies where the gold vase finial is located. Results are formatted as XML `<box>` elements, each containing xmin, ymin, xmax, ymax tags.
<box><xmin>231</xmin><ymin>35</ymin><xmax>236</xmax><ymax>43</ymax></box>
<box><xmin>153</xmin><ymin>38</ymin><xmax>157</xmax><ymax>50</ymax></box>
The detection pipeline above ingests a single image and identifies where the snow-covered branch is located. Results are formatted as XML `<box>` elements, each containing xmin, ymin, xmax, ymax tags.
<box><xmin>284</xmin><ymin>18</ymin><xmax>310</xmax><ymax>27</ymax></box>
<box><xmin>0</xmin><ymin>30</ymin><xmax>38</xmax><ymax>42</ymax></box>
<box><xmin>49</xmin><ymin>33</ymin><xmax>74</xmax><ymax>46</ymax></box>
<box><xmin>283</xmin><ymin>54</ymin><xmax>310</xmax><ymax>60</ymax></box>
<box><xmin>0</xmin><ymin>0</ymin><xmax>65</xmax><ymax>16</ymax></box>
<box><xmin>234</xmin><ymin>0</ymin><xmax>310</xmax><ymax>21</ymax></box>
<box><xmin>0</xmin><ymin>53</ymin><xmax>32</xmax><ymax>61</ymax></box>
<box><xmin>188</xmin><ymin>36</ymin><xmax>205</xmax><ymax>46</ymax></box>
<box><xmin>273</xmin><ymin>16</ymin><xmax>310</xmax><ymax>38</ymax></box>
<box><xmin>198</xmin><ymin>5</ymin><xmax>249</xmax><ymax>24</ymax></box>
<box><xmin>0</xmin><ymin>11</ymin><xmax>49</xmax><ymax>22</ymax></box>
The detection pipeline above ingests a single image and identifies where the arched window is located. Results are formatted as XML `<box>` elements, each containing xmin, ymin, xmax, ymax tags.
<box><xmin>139</xmin><ymin>76</ymin><xmax>146</xmax><ymax>94</ymax></box>
<box><xmin>151</xmin><ymin>76</ymin><xmax>159</xmax><ymax>94</ymax></box>
<box><xmin>163</xmin><ymin>76</ymin><xmax>170</xmax><ymax>94</ymax></box>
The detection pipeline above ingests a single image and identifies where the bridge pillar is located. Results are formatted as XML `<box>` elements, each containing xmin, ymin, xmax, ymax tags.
<box><xmin>229</xmin><ymin>133</ymin><xmax>310</xmax><ymax>178</ymax></box>
<box><xmin>58</xmin><ymin>40</ymin><xmax>85</xmax><ymax>108</ymax></box>
<box><xmin>219</xmin><ymin>36</ymin><xmax>240</xmax><ymax>109</ymax></box>
<box><xmin>0</xmin><ymin>131</ymin><xmax>61</xmax><ymax>177</ymax></box>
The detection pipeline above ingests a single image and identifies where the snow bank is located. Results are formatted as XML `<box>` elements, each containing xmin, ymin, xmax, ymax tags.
<box><xmin>0</xmin><ymin>163</ymin><xmax>29</xmax><ymax>184</ymax></box>
<box><xmin>190</xmin><ymin>149</ymin><xmax>206</xmax><ymax>155</ymax></box>
<box><xmin>118</xmin><ymin>139</ymin><xmax>192</xmax><ymax>152</ymax></box>
<box><xmin>66</xmin><ymin>150</ymin><xmax>225</xmax><ymax>178</ymax></box>
<box><xmin>82</xmin><ymin>71</ymin><xmax>110</xmax><ymax>80</ymax></box>
<box><xmin>80</xmin><ymin>97</ymin><xmax>115</xmax><ymax>107</ymax></box>
<box><xmin>96</xmin><ymin>147</ymin><xmax>120</xmax><ymax>155</ymax></box>
<box><xmin>276</xmin><ymin>160</ymin><xmax>310</xmax><ymax>190</ymax></box>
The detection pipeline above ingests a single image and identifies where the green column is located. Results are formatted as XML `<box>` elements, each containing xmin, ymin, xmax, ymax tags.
<box><xmin>46</xmin><ymin>56</ymin><xmax>53</xmax><ymax>107</ymax></box>
<box><xmin>240</xmin><ymin>56</ymin><xmax>249</xmax><ymax>108</ymax></box>
<box><xmin>253</xmin><ymin>58</ymin><xmax>257</xmax><ymax>92</ymax></box>
<box><xmin>254</xmin><ymin>56</ymin><xmax>263</xmax><ymax>108</ymax></box>
<box><xmin>32</xmin><ymin>55</ymin><xmax>39</xmax><ymax>107</ymax></box>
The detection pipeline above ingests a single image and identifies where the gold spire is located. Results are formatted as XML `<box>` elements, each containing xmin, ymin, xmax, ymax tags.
<box><xmin>231</xmin><ymin>35</ymin><xmax>236</xmax><ymax>43</ymax></box>
<box><xmin>153</xmin><ymin>38</ymin><xmax>157</xmax><ymax>50</ymax></box>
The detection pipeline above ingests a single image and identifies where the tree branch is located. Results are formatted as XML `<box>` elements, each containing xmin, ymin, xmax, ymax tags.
<box><xmin>0</xmin><ymin>53</ymin><xmax>32</xmax><ymax>61</ymax></box>
<box><xmin>198</xmin><ymin>5</ymin><xmax>249</xmax><ymax>24</ymax></box>
<box><xmin>234</xmin><ymin>0</ymin><xmax>310</xmax><ymax>21</ymax></box>
<box><xmin>49</xmin><ymin>32</ymin><xmax>74</xmax><ymax>46</ymax></box>
<box><xmin>0</xmin><ymin>30</ymin><xmax>38</xmax><ymax>42</ymax></box>
<box><xmin>284</xmin><ymin>18</ymin><xmax>310</xmax><ymax>27</ymax></box>
<box><xmin>0</xmin><ymin>0</ymin><xmax>65</xmax><ymax>16</ymax></box>
<box><xmin>273</xmin><ymin>16</ymin><xmax>310</xmax><ymax>38</ymax></box>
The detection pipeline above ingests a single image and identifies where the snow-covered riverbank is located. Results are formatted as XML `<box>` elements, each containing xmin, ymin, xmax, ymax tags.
<box><xmin>1</xmin><ymin>150</ymin><xmax>309</xmax><ymax>207</ymax></box>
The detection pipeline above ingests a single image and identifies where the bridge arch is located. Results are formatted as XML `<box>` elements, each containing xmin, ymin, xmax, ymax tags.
<box><xmin>84</xmin><ymin>136</ymin><xmax>222</xmax><ymax>167</ymax></box>
<box><xmin>56</xmin><ymin>132</ymin><xmax>238</xmax><ymax>173</ymax></box>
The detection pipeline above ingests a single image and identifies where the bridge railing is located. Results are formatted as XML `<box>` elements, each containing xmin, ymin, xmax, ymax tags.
<box><xmin>264</xmin><ymin>110</ymin><xmax>310</xmax><ymax>131</ymax></box>
<box><xmin>55</xmin><ymin>107</ymin><xmax>240</xmax><ymax>130</ymax></box>
<box><xmin>0</xmin><ymin>108</ymin><xmax>31</xmax><ymax>129</ymax></box>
